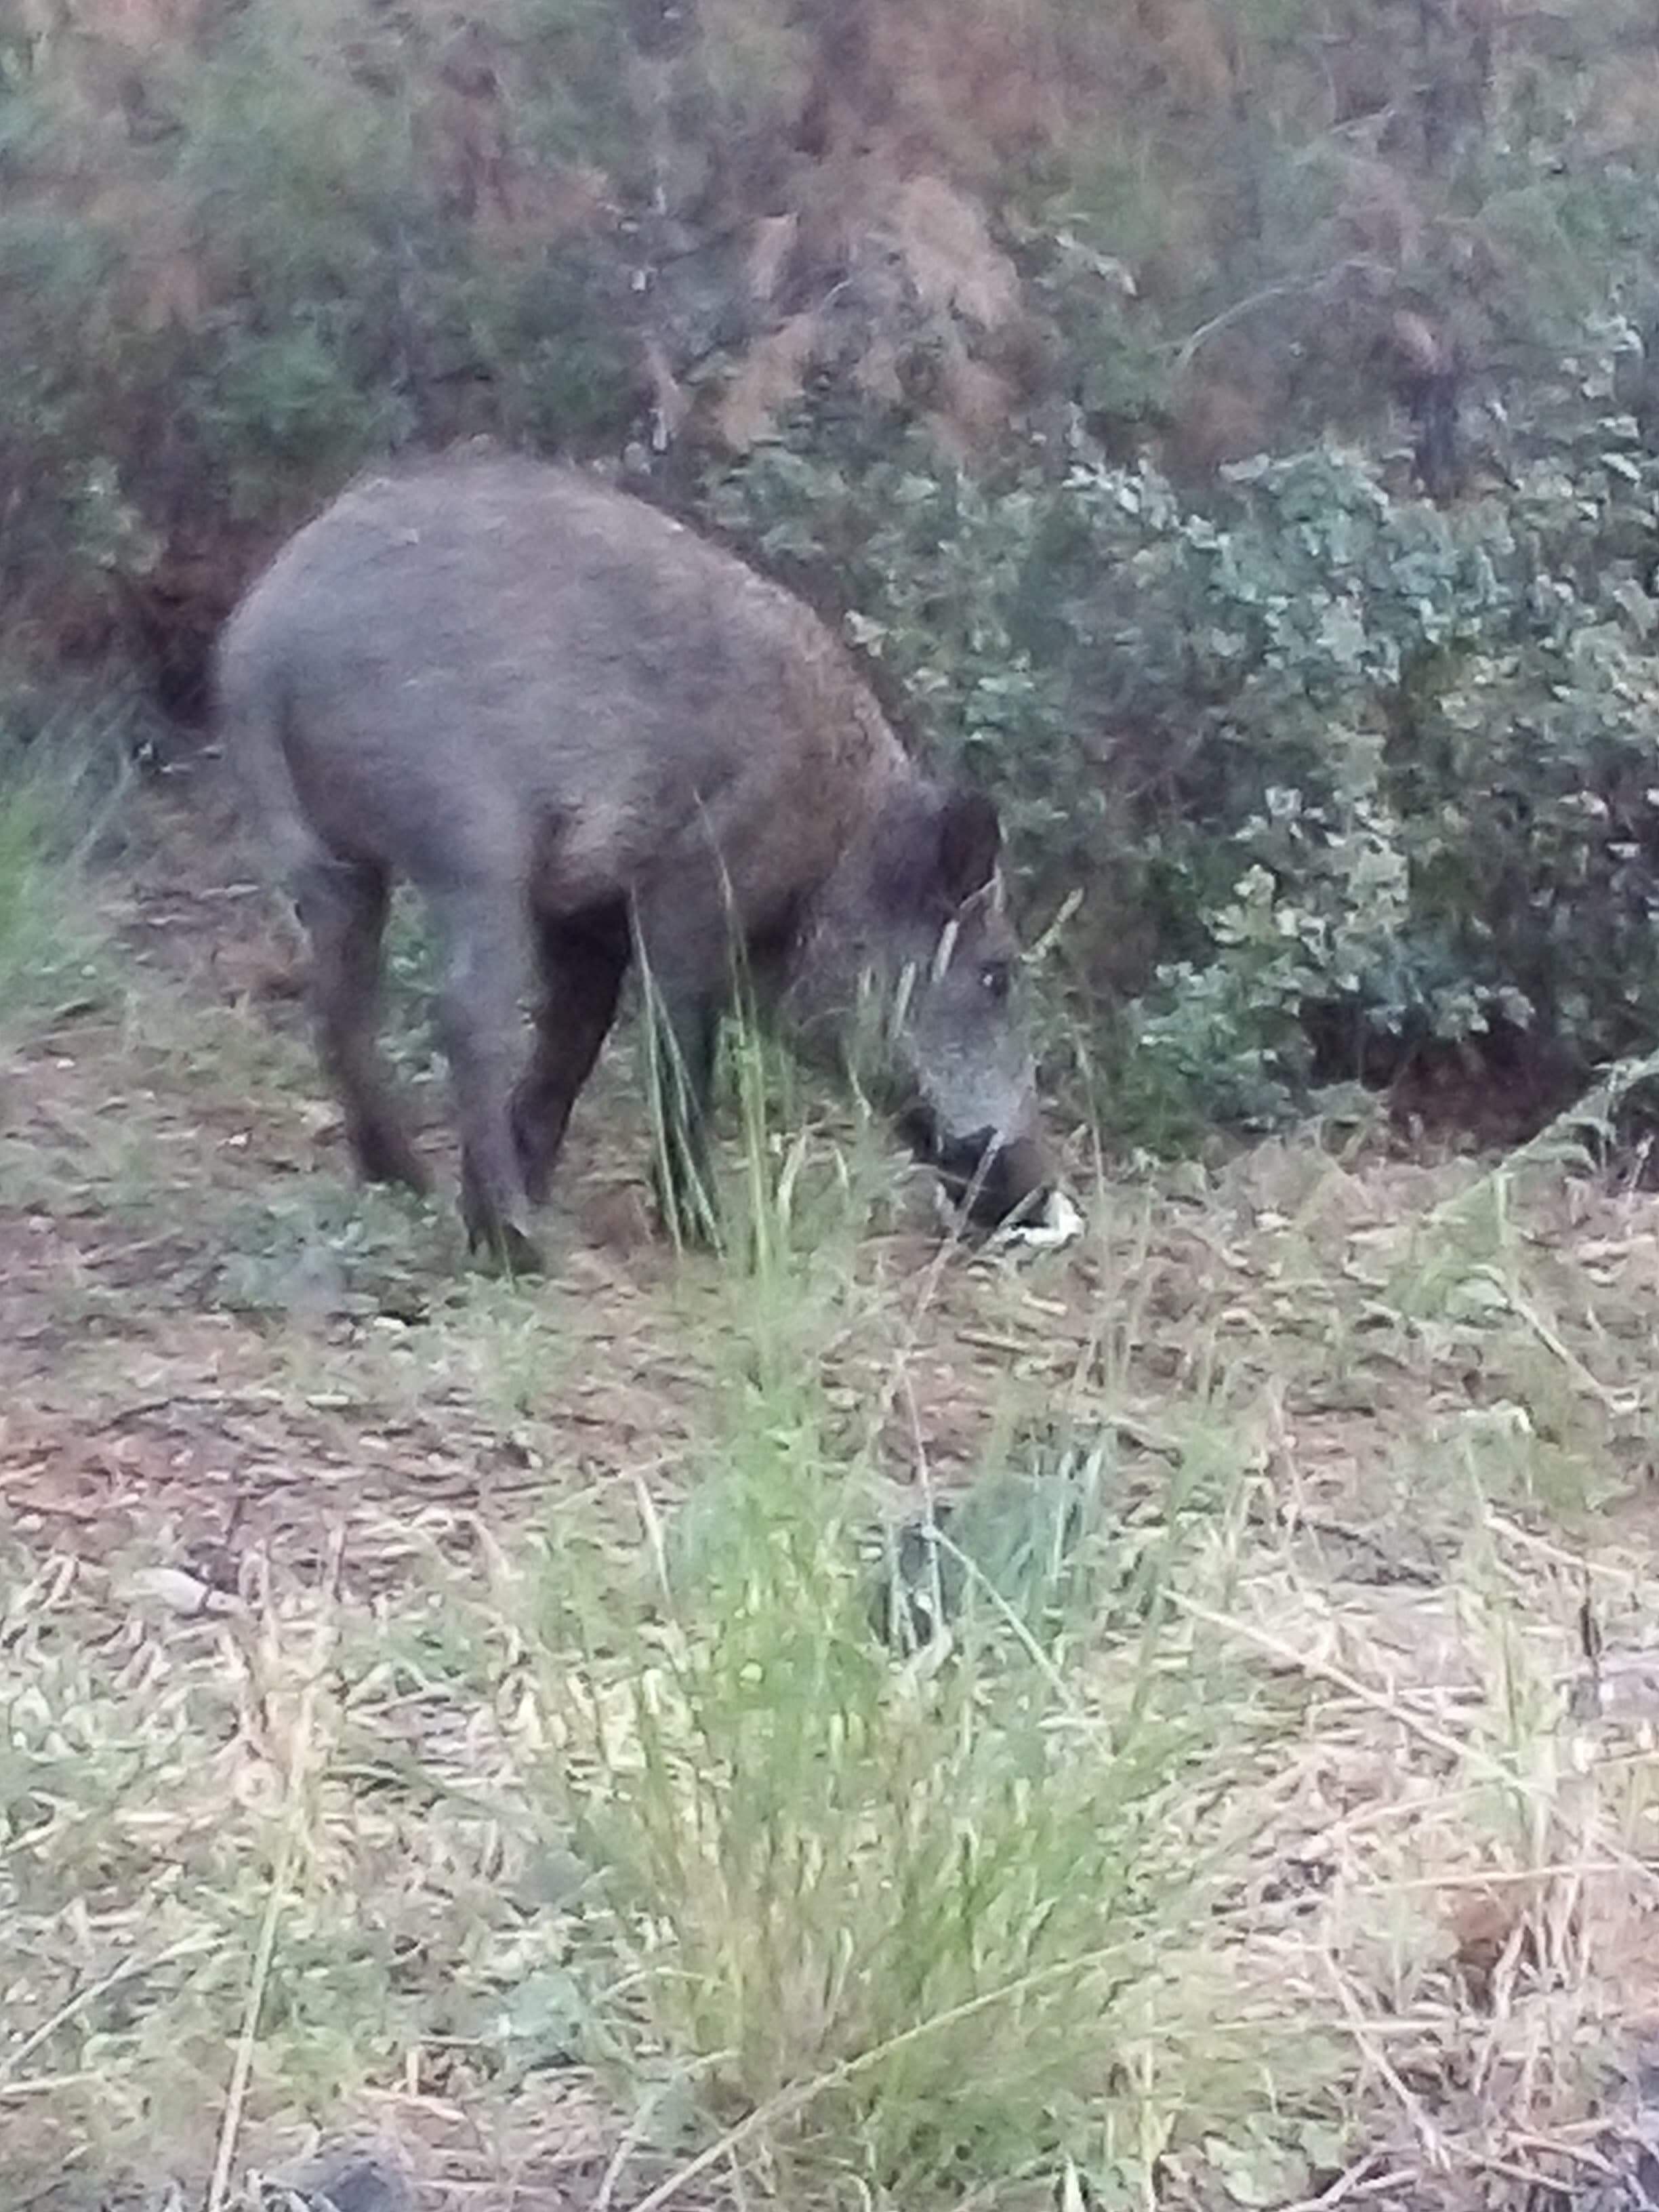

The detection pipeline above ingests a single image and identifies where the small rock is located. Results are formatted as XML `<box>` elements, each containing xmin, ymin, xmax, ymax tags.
<box><xmin>266</xmin><ymin>2141</ymin><xmax>415</xmax><ymax>2212</ymax></box>
<box><xmin>992</xmin><ymin>1186</ymin><xmax>1084</xmax><ymax>1253</ymax></box>
<box><xmin>125</xmin><ymin>1565</ymin><xmax>240</xmax><ymax>1619</ymax></box>
<box><xmin>867</xmin><ymin>1507</ymin><xmax>962</xmax><ymax>1652</ymax></box>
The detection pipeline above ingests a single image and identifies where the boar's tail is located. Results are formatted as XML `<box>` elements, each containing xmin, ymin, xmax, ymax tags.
<box><xmin>213</xmin><ymin>646</ymin><xmax>325</xmax><ymax>893</ymax></box>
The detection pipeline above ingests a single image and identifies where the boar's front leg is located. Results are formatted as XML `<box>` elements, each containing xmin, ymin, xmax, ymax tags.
<box><xmin>293</xmin><ymin>856</ymin><xmax>428</xmax><ymax>1195</ymax></box>
<box><xmin>430</xmin><ymin>879</ymin><xmax>542</xmax><ymax>1274</ymax></box>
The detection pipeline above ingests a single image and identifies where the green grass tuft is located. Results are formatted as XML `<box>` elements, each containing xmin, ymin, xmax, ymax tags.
<box><xmin>0</xmin><ymin>695</ymin><xmax>134</xmax><ymax>1038</ymax></box>
<box><xmin>505</xmin><ymin>1370</ymin><xmax>1302</xmax><ymax>2209</ymax></box>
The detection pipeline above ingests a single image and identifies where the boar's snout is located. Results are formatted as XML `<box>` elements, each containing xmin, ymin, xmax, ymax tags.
<box><xmin>905</xmin><ymin>1113</ymin><xmax>1052</xmax><ymax>1231</ymax></box>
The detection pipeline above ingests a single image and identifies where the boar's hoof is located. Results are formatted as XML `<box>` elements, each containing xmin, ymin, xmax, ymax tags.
<box><xmin>465</xmin><ymin>1214</ymin><xmax>545</xmax><ymax>1277</ymax></box>
<box><xmin>276</xmin><ymin>2139</ymin><xmax>413</xmax><ymax>2212</ymax></box>
<box><xmin>354</xmin><ymin>1124</ymin><xmax>431</xmax><ymax>1195</ymax></box>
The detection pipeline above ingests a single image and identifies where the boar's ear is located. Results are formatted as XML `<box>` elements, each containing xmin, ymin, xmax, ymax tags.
<box><xmin>937</xmin><ymin>790</ymin><xmax>1002</xmax><ymax>908</ymax></box>
<box><xmin>869</xmin><ymin>785</ymin><xmax>1002</xmax><ymax>918</ymax></box>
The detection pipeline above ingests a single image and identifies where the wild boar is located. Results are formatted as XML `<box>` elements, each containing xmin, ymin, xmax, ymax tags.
<box><xmin>214</xmin><ymin>451</ymin><xmax>1054</xmax><ymax>1269</ymax></box>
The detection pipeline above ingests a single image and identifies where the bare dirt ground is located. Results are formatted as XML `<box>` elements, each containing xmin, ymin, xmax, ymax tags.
<box><xmin>7</xmin><ymin>766</ymin><xmax>1659</xmax><ymax>2212</ymax></box>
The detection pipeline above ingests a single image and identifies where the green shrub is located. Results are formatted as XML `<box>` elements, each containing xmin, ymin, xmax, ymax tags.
<box><xmin>703</xmin><ymin>324</ymin><xmax>1659</xmax><ymax>1141</ymax></box>
<box><xmin>0</xmin><ymin>0</ymin><xmax>639</xmax><ymax>646</ymax></box>
<box><xmin>9</xmin><ymin>0</ymin><xmax>1659</xmax><ymax>1147</ymax></box>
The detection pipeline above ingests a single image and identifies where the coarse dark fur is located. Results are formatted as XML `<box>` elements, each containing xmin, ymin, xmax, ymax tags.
<box><xmin>215</xmin><ymin>451</ymin><xmax>1052</xmax><ymax>1268</ymax></box>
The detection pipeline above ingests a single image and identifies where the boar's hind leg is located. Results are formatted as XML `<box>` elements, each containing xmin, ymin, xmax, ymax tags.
<box><xmin>430</xmin><ymin>880</ymin><xmax>542</xmax><ymax>1275</ymax></box>
<box><xmin>295</xmin><ymin>857</ymin><xmax>428</xmax><ymax>1195</ymax></box>
<box><xmin>512</xmin><ymin>904</ymin><xmax>631</xmax><ymax>1204</ymax></box>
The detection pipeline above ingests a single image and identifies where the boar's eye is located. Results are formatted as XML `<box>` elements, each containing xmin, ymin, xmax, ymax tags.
<box><xmin>979</xmin><ymin>961</ymin><xmax>1012</xmax><ymax>1003</ymax></box>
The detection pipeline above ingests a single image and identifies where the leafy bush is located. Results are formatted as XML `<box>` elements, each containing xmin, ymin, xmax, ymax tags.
<box><xmin>0</xmin><ymin>0</ymin><xmax>639</xmax><ymax>666</ymax></box>
<box><xmin>703</xmin><ymin>323</ymin><xmax>1659</xmax><ymax>1141</ymax></box>
<box><xmin>8</xmin><ymin>0</ymin><xmax>1659</xmax><ymax>1145</ymax></box>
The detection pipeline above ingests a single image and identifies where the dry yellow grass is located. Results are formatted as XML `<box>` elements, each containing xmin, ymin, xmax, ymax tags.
<box><xmin>5</xmin><ymin>777</ymin><xmax>1659</xmax><ymax>2211</ymax></box>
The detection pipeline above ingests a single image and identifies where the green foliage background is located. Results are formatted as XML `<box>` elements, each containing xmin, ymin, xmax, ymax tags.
<box><xmin>7</xmin><ymin>0</ymin><xmax>1659</xmax><ymax>1139</ymax></box>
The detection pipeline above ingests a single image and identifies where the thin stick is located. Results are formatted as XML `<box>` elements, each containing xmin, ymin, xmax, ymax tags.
<box><xmin>0</xmin><ymin>2071</ymin><xmax>101</xmax><ymax>2102</ymax></box>
<box><xmin>1467</xmin><ymin>1266</ymin><xmax>1628</xmax><ymax>1410</ymax></box>
<box><xmin>0</xmin><ymin>1931</ymin><xmax>216</xmax><ymax>2086</ymax></box>
<box><xmin>1323</xmin><ymin>1951</ymin><xmax>1446</xmax><ymax>2169</ymax></box>
<box><xmin>1272</xmin><ymin>2151</ymin><xmax>1404</xmax><ymax>2212</ymax></box>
